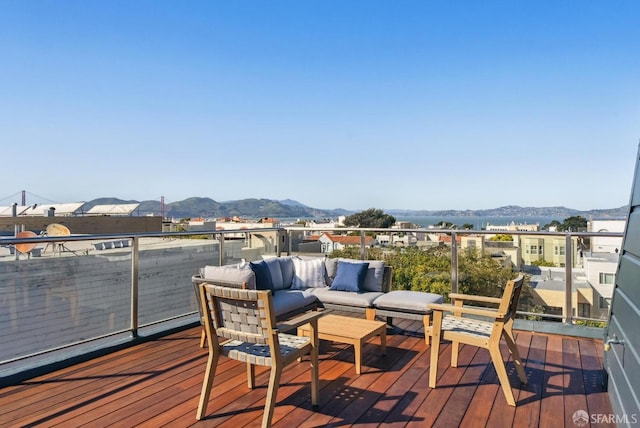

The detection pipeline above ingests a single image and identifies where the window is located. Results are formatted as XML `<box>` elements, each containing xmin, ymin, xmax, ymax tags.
<box><xmin>554</xmin><ymin>245</ymin><xmax>566</xmax><ymax>256</ymax></box>
<box><xmin>599</xmin><ymin>272</ymin><xmax>615</xmax><ymax>285</ymax></box>
<box><xmin>599</xmin><ymin>296</ymin><xmax>611</xmax><ymax>309</ymax></box>
<box><xmin>467</xmin><ymin>240</ymin><xmax>476</xmax><ymax>248</ymax></box>
<box><xmin>578</xmin><ymin>303</ymin><xmax>590</xmax><ymax>318</ymax></box>
<box><xmin>528</xmin><ymin>245</ymin><xmax>538</xmax><ymax>255</ymax></box>
<box><xmin>545</xmin><ymin>306</ymin><xmax>563</xmax><ymax>322</ymax></box>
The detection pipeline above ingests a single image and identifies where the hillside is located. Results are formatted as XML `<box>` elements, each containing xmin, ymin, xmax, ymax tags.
<box><xmin>83</xmin><ymin>197</ymin><xmax>350</xmax><ymax>219</ymax></box>
<box><xmin>386</xmin><ymin>205</ymin><xmax>629</xmax><ymax>219</ymax></box>
<box><xmin>82</xmin><ymin>197</ymin><xmax>628</xmax><ymax>220</ymax></box>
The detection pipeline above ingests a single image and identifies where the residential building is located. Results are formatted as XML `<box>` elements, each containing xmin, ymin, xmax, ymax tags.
<box><xmin>527</xmin><ymin>267</ymin><xmax>599</xmax><ymax>321</ymax></box>
<box><xmin>316</xmin><ymin>232</ymin><xmax>378</xmax><ymax>254</ymax></box>
<box><xmin>583</xmin><ymin>252</ymin><xmax>617</xmax><ymax>318</ymax></box>
<box><xmin>520</xmin><ymin>235</ymin><xmax>582</xmax><ymax>268</ymax></box>
<box><xmin>485</xmin><ymin>222</ymin><xmax>540</xmax><ymax>232</ymax></box>
<box><xmin>588</xmin><ymin>219</ymin><xmax>625</xmax><ymax>253</ymax></box>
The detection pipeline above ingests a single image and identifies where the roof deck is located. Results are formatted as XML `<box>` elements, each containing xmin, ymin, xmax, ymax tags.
<box><xmin>0</xmin><ymin>314</ymin><xmax>612</xmax><ymax>427</ymax></box>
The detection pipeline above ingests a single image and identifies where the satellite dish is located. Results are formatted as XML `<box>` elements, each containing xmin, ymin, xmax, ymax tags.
<box><xmin>46</xmin><ymin>223</ymin><xmax>71</xmax><ymax>237</ymax></box>
<box><xmin>15</xmin><ymin>230</ymin><xmax>38</xmax><ymax>254</ymax></box>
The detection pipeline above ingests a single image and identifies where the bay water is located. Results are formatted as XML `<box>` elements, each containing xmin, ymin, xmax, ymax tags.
<box><xmin>395</xmin><ymin>215</ymin><xmax>562</xmax><ymax>229</ymax></box>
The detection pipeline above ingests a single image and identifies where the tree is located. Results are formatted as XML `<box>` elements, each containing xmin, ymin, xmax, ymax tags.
<box><xmin>462</xmin><ymin>223</ymin><xmax>474</xmax><ymax>230</ymax></box>
<box><xmin>457</xmin><ymin>248</ymin><xmax>515</xmax><ymax>298</ymax></box>
<box><xmin>558</xmin><ymin>216</ymin><xmax>587</xmax><ymax>232</ymax></box>
<box><xmin>330</xmin><ymin>247</ymin><xmax>384</xmax><ymax>260</ymax></box>
<box><xmin>543</xmin><ymin>220</ymin><xmax>562</xmax><ymax>230</ymax></box>
<box><xmin>531</xmin><ymin>259</ymin><xmax>556</xmax><ymax>267</ymax></box>
<box><xmin>434</xmin><ymin>221</ymin><xmax>456</xmax><ymax>229</ymax></box>
<box><xmin>343</xmin><ymin>208</ymin><xmax>396</xmax><ymax>228</ymax></box>
<box><xmin>384</xmin><ymin>246</ymin><xmax>453</xmax><ymax>297</ymax></box>
<box><xmin>488</xmin><ymin>234</ymin><xmax>513</xmax><ymax>241</ymax></box>
<box><xmin>332</xmin><ymin>245</ymin><xmax>540</xmax><ymax>314</ymax></box>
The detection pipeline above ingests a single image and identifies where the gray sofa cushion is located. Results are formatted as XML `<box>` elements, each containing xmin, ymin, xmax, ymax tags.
<box><xmin>278</xmin><ymin>256</ymin><xmax>295</xmax><ymax>288</ymax></box>
<box><xmin>262</xmin><ymin>255</ymin><xmax>296</xmax><ymax>289</ymax></box>
<box><xmin>324</xmin><ymin>257</ymin><xmax>339</xmax><ymax>285</ymax></box>
<box><xmin>262</xmin><ymin>257</ymin><xmax>286</xmax><ymax>291</ymax></box>
<box><xmin>272</xmin><ymin>289</ymin><xmax>318</xmax><ymax>318</ymax></box>
<box><xmin>201</xmin><ymin>265</ymin><xmax>256</xmax><ymax>289</ymax></box>
<box><xmin>373</xmin><ymin>290</ymin><xmax>444</xmax><ymax>314</ymax></box>
<box><xmin>311</xmin><ymin>287</ymin><xmax>384</xmax><ymax>308</ymax></box>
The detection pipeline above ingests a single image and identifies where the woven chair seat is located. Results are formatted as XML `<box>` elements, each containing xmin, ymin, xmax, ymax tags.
<box><xmin>223</xmin><ymin>333</ymin><xmax>312</xmax><ymax>366</ymax></box>
<box><xmin>440</xmin><ymin>315</ymin><xmax>493</xmax><ymax>339</ymax></box>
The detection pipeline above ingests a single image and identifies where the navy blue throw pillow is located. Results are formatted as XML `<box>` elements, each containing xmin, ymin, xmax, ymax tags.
<box><xmin>330</xmin><ymin>261</ymin><xmax>369</xmax><ymax>292</ymax></box>
<box><xmin>250</xmin><ymin>260</ymin><xmax>274</xmax><ymax>293</ymax></box>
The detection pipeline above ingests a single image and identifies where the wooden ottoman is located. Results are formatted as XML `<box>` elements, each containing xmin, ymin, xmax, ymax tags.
<box><xmin>298</xmin><ymin>314</ymin><xmax>386</xmax><ymax>374</ymax></box>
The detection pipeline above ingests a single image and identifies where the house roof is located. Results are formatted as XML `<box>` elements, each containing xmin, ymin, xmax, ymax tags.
<box><xmin>439</xmin><ymin>234</ymin><xmax>462</xmax><ymax>244</ymax></box>
<box><xmin>86</xmin><ymin>204</ymin><xmax>139</xmax><ymax>216</ymax></box>
<box><xmin>257</xmin><ymin>217</ymin><xmax>279</xmax><ymax>224</ymax></box>
<box><xmin>0</xmin><ymin>202</ymin><xmax>85</xmax><ymax>216</ymax></box>
<box><xmin>321</xmin><ymin>233</ymin><xmax>375</xmax><ymax>245</ymax></box>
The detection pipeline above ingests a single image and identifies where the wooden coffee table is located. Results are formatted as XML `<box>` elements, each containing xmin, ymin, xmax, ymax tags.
<box><xmin>298</xmin><ymin>314</ymin><xmax>386</xmax><ymax>374</ymax></box>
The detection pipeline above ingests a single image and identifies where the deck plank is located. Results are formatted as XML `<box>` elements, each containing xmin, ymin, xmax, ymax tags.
<box><xmin>580</xmin><ymin>339</ymin><xmax>613</xmax><ymax>419</ymax></box>
<box><xmin>513</xmin><ymin>333</ymin><xmax>546</xmax><ymax>428</ymax></box>
<box><xmin>0</xmin><ymin>318</ymin><xmax>613</xmax><ymax>428</ymax></box>
<box><xmin>540</xmin><ymin>333</ymin><xmax>566</xmax><ymax>428</ymax></box>
<box><xmin>562</xmin><ymin>337</ymin><xmax>590</xmax><ymax>427</ymax></box>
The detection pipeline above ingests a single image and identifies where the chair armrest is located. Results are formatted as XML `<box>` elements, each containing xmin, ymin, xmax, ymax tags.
<box><xmin>427</xmin><ymin>302</ymin><xmax>506</xmax><ymax>319</ymax></box>
<box><xmin>277</xmin><ymin>310</ymin><xmax>325</xmax><ymax>332</ymax></box>
<box><xmin>448</xmin><ymin>293</ymin><xmax>502</xmax><ymax>305</ymax></box>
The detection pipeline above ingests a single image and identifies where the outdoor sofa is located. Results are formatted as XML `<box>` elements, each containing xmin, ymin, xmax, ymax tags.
<box><xmin>191</xmin><ymin>255</ymin><xmax>443</xmax><ymax>342</ymax></box>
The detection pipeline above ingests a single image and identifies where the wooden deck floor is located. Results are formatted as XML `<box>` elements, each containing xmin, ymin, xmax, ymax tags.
<box><xmin>0</xmin><ymin>316</ymin><xmax>613</xmax><ymax>427</ymax></box>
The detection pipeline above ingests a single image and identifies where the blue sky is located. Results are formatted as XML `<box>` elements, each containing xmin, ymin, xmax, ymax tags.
<box><xmin>1</xmin><ymin>1</ymin><xmax>638</xmax><ymax>211</ymax></box>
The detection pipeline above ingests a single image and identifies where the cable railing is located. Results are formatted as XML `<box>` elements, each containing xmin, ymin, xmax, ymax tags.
<box><xmin>0</xmin><ymin>225</ymin><xmax>622</xmax><ymax>380</ymax></box>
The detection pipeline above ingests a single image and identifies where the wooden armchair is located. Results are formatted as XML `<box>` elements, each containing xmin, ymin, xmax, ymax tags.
<box><xmin>426</xmin><ymin>274</ymin><xmax>527</xmax><ymax>406</ymax></box>
<box><xmin>196</xmin><ymin>283</ymin><xmax>322</xmax><ymax>427</ymax></box>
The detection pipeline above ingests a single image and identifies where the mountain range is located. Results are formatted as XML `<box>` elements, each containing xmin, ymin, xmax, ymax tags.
<box><xmin>82</xmin><ymin>197</ymin><xmax>629</xmax><ymax>220</ymax></box>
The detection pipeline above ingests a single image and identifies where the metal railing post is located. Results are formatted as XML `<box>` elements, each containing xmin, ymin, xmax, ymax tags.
<box><xmin>360</xmin><ymin>231</ymin><xmax>366</xmax><ymax>260</ymax></box>
<box><xmin>130</xmin><ymin>237</ymin><xmax>139</xmax><ymax>338</ymax></box>
<box><xmin>219</xmin><ymin>233</ymin><xmax>225</xmax><ymax>266</ymax></box>
<box><xmin>564</xmin><ymin>233</ymin><xmax>574</xmax><ymax>324</ymax></box>
<box><xmin>451</xmin><ymin>231</ymin><xmax>458</xmax><ymax>293</ymax></box>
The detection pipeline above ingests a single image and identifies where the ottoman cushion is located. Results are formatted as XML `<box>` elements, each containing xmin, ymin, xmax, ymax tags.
<box><xmin>373</xmin><ymin>290</ymin><xmax>444</xmax><ymax>314</ymax></box>
<box><xmin>311</xmin><ymin>287</ymin><xmax>384</xmax><ymax>307</ymax></box>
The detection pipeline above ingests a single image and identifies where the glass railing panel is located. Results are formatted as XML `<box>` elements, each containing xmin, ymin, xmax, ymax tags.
<box><xmin>83</xmin><ymin>241</ymin><xmax>133</xmax><ymax>332</ymax></box>
<box><xmin>137</xmin><ymin>236</ymin><xmax>219</xmax><ymax>328</ymax></box>
<box><xmin>371</xmin><ymin>229</ymin><xmax>454</xmax><ymax>294</ymax></box>
<box><xmin>242</xmin><ymin>230</ymin><xmax>280</xmax><ymax>261</ymax></box>
<box><xmin>0</xmin><ymin>242</ymin><xmax>134</xmax><ymax>367</ymax></box>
